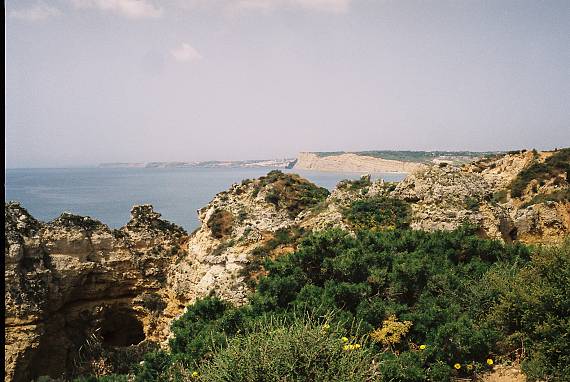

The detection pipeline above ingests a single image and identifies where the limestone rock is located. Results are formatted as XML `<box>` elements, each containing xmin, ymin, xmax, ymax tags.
<box><xmin>4</xmin><ymin>203</ymin><xmax>186</xmax><ymax>382</ymax></box>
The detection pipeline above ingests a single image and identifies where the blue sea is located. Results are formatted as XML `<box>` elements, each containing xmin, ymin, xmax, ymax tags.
<box><xmin>5</xmin><ymin>167</ymin><xmax>406</xmax><ymax>231</ymax></box>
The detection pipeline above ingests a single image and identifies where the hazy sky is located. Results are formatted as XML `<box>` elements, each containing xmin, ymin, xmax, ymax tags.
<box><xmin>5</xmin><ymin>0</ymin><xmax>570</xmax><ymax>168</ymax></box>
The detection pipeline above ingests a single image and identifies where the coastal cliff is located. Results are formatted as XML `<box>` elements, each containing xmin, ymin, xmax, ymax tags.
<box><xmin>5</xmin><ymin>205</ymin><xmax>187</xmax><ymax>381</ymax></box>
<box><xmin>4</xmin><ymin>149</ymin><xmax>569</xmax><ymax>381</ymax></box>
<box><xmin>294</xmin><ymin>152</ymin><xmax>423</xmax><ymax>173</ymax></box>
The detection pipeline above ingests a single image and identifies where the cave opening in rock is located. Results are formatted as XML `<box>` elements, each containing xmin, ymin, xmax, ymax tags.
<box><xmin>100</xmin><ymin>308</ymin><xmax>145</xmax><ymax>347</ymax></box>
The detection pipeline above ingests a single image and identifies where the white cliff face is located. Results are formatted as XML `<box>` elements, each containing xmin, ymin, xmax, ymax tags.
<box><xmin>294</xmin><ymin>152</ymin><xmax>424</xmax><ymax>173</ymax></box>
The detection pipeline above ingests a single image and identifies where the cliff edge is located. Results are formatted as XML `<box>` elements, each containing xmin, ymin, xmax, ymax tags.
<box><xmin>4</xmin><ymin>149</ymin><xmax>569</xmax><ymax>381</ymax></box>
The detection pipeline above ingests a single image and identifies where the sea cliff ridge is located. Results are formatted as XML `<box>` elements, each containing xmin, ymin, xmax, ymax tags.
<box><xmin>5</xmin><ymin>149</ymin><xmax>569</xmax><ymax>381</ymax></box>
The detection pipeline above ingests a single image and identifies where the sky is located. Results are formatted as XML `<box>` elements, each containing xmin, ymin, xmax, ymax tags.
<box><xmin>5</xmin><ymin>0</ymin><xmax>570</xmax><ymax>168</ymax></box>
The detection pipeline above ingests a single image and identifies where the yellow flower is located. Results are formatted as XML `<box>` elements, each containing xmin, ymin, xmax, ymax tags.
<box><xmin>341</xmin><ymin>337</ymin><xmax>349</xmax><ymax>343</ymax></box>
<box><xmin>454</xmin><ymin>363</ymin><xmax>461</xmax><ymax>370</ymax></box>
<box><xmin>191</xmin><ymin>371</ymin><xmax>199</xmax><ymax>378</ymax></box>
<box><xmin>323</xmin><ymin>324</ymin><xmax>330</xmax><ymax>331</ymax></box>
<box><xmin>354</xmin><ymin>344</ymin><xmax>361</xmax><ymax>349</ymax></box>
<box><xmin>487</xmin><ymin>358</ymin><xmax>494</xmax><ymax>366</ymax></box>
<box><xmin>466</xmin><ymin>364</ymin><xmax>473</xmax><ymax>371</ymax></box>
<box><xmin>419</xmin><ymin>344</ymin><xmax>426</xmax><ymax>350</ymax></box>
<box><xmin>343</xmin><ymin>345</ymin><xmax>350</xmax><ymax>351</ymax></box>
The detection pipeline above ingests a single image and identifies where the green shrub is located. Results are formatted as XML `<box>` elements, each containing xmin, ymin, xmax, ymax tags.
<box><xmin>96</xmin><ymin>227</ymin><xmax>570</xmax><ymax>381</ymax></box>
<box><xmin>254</xmin><ymin>171</ymin><xmax>330</xmax><ymax>217</ymax></box>
<box><xmin>338</xmin><ymin>175</ymin><xmax>372</xmax><ymax>191</ymax></box>
<box><xmin>344</xmin><ymin>196</ymin><xmax>411</xmax><ymax>230</ymax></box>
<box><xmin>197</xmin><ymin>317</ymin><xmax>379</xmax><ymax>382</ymax></box>
<box><xmin>134</xmin><ymin>351</ymin><xmax>172</xmax><ymax>382</ymax></box>
<box><xmin>74</xmin><ymin>376</ymin><xmax>129</xmax><ymax>382</ymax></box>
<box><xmin>168</xmin><ymin>297</ymin><xmax>240</xmax><ymax>367</ymax></box>
<box><xmin>377</xmin><ymin>352</ymin><xmax>425</xmax><ymax>382</ymax></box>
<box><xmin>486</xmin><ymin>241</ymin><xmax>570</xmax><ymax>381</ymax></box>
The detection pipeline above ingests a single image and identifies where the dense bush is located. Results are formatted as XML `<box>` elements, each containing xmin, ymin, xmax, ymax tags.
<box><xmin>486</xmin><ymin>241</ymin><xmax>570</xmax><ymax>381</ymax></box>
<box><xmin>94</xmin><ymin>226</ymin><xmax>570</xmax><ymax>381</ymax></box>
<box><xmin>197</xmin><ymin>317</ymin><xmax>379</xmax><ymax>382</ymax></box>
<box><xmin>252</xmin><ymin>171</ymin><xmax>330</xmax><ymax>217</ymax></box>
<box><xmin>343</xmin><ymin>196</ymin><xmax>411</xmax><ymax>230</ymax></box>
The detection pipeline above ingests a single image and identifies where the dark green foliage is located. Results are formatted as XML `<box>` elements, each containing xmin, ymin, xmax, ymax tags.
<box><xmin>135</xmin><ymin>351</ymin><xmax>172</xmax><ymax>382</ymax></box>
<box><xmin>378</xmin><ymin>352</ymin><xmax>425</xmax><ymax>382</ymax></box>
<box><xmin>486</xmin><ymin>242</ymin><xmax>570</xmax><ymax>381</ymax></box>
<box><xmin>168</xmin><ymin>298</ymin><xmax>236</xmax><ymax>365</ymax></box>
<box><xmin>265</xmin><ymin>191</ymin><xmax>280</xmax><ymax>205</ymax></box>
<box><xmin>344</xmin><ymin>196</ymin><xmax>411</xmax><ymax>230</ymax></box>
<box><xmin>510</xmin><ymin>148</ymin><xmax>570</xmax><ymax>198</ymax></box>
<box><xmin>253</xmin><ymin>171</ymin><xmax>330</xmax><ymax>217</ymax></box>
<box><xmin>338</xmin><ymin>175</ymin><xmax>372</xmax><ymax>191</ymax></box>
<box><xmin>102</xmin><ymin>226</ymin><xmax>567</xmax><ymax>381</ymax></box>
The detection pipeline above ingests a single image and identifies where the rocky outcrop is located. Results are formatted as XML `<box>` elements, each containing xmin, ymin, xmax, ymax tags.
<box><xmin>391</xmin><ymin>151</ymin><xmax>569</xmax><ymax>243</ymax></box>
<box><xmin>393</xmin><ymin>164</ymin><xmax>493</xmax><ymax>233</ymax></box>
<box><xmin>294</xmin><ymin>152</ymin><xmax>423</xmax><ymax>173</ymax></box>
<box><xmin>167</xmin><ymin>171</ymin><xmax>330</xmax><ymax>307</ymax></box>
<box><xmin>5</xmin><ymin>204</ymin><xmax>186</xmax><ymax>382</ymax></box>
<box><xmin>5</xmin><ymin>150</ymin><xmax>569</xmax><ymax>381</ymax></box>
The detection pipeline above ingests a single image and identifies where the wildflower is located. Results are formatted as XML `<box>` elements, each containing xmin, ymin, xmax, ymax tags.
<box><xmin>354</xmin><ymin>344</ymin><xmax>361</xmax><ymax>349</ymax></box>
<box><xmin>343</xmin><ymin>345</ymin><xmax>350</xmax><ymax>351</ymax></box>
<box><xmin>487</xmin><ymin>358</ymin><xmax>494</xmax><ymax>366</ymax></box>
<box><xmin>419</xmin><ymin>344</ymin><xmax>426</xmax><ymax>350</ymax></box>
<box><xmin>466</xmin><ymin>364</ymin><xmax>473</xmax><ymax>371</ymax></box>
<box><xmin>192</xmin><ymin>371</ymin><xmax>199</xmax><ymax>378</ymax></box>
<box><xmin>323</xmin><ymin>324</ymin><xmax>330</xmax><ymax>331</ymax></box>
<box><xmin>341</xmin><ymin>336</ymin><xmax>349</xmax><ymax>343</ymax></box>
<box><xmin>454</xmin><ymin>363</ymin><xmax>461</xmax><ymax>370</ymax></box>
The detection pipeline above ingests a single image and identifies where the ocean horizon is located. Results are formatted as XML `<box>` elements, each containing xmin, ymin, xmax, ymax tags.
<box><xmin>5</xmin><ymin>167</ymin><xmax>406</xmax><ymax>231</ymax></box>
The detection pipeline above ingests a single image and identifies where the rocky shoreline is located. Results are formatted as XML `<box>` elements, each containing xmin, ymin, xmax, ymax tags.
<box><xmin>5</xmin><ymin>150</ymin><xmax>569</xmax><ymax>381</ymax></box>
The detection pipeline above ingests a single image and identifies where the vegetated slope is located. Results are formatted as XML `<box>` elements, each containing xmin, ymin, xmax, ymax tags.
<box><xmin>132</xmin><ymin>229</ymin><xmax>570</xmax><ymax>382</ymax></box>
<box><xmin>5</xmin><ymin>149</ymin><xmax>570</xmax><ymax>382</ymax></box>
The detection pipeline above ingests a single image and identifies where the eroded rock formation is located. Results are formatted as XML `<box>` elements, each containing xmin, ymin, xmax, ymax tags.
<box><xmin>5</xmin><ymin>150</ymin><xmax>569</xmax><ymax>381</ymax></box>
<box><xmin>5</xmin><ymin>204</ymin><xmax>186</xmax><ymax>381</ymax></box>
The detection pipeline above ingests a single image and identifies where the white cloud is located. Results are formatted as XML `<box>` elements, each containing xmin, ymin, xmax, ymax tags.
<box><xmin>171</xmin><ymin>43</ymin><xmax>203</xmax><ymax>63</ymax></box>
<box><xmin>9</xmin><ymin>2</ymin><xmax>62</xmax><ymax>21</ymax></box>
<box><xmin>71</xmin><ymin>0</ymin><xmax>162</xmax><ymax>19</ymax></box>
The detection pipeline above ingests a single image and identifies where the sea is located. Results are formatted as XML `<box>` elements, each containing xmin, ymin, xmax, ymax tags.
<box><xmin>5</xmin><ymin>167</ymin><xmax>406</xmax><ymax>231</ymax></box>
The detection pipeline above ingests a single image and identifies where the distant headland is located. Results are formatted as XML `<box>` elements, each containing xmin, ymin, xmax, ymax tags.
<box><xmin>99</xmin><ymin>151</ymin><xmax>499</xmax><ymax>173</ymax></box>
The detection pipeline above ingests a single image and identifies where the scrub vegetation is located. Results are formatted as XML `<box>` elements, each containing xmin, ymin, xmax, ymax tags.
<box><xmin>84</xmin><ymin>225</ymin><xmax>569</xmax><ymax>382</ymax></box>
